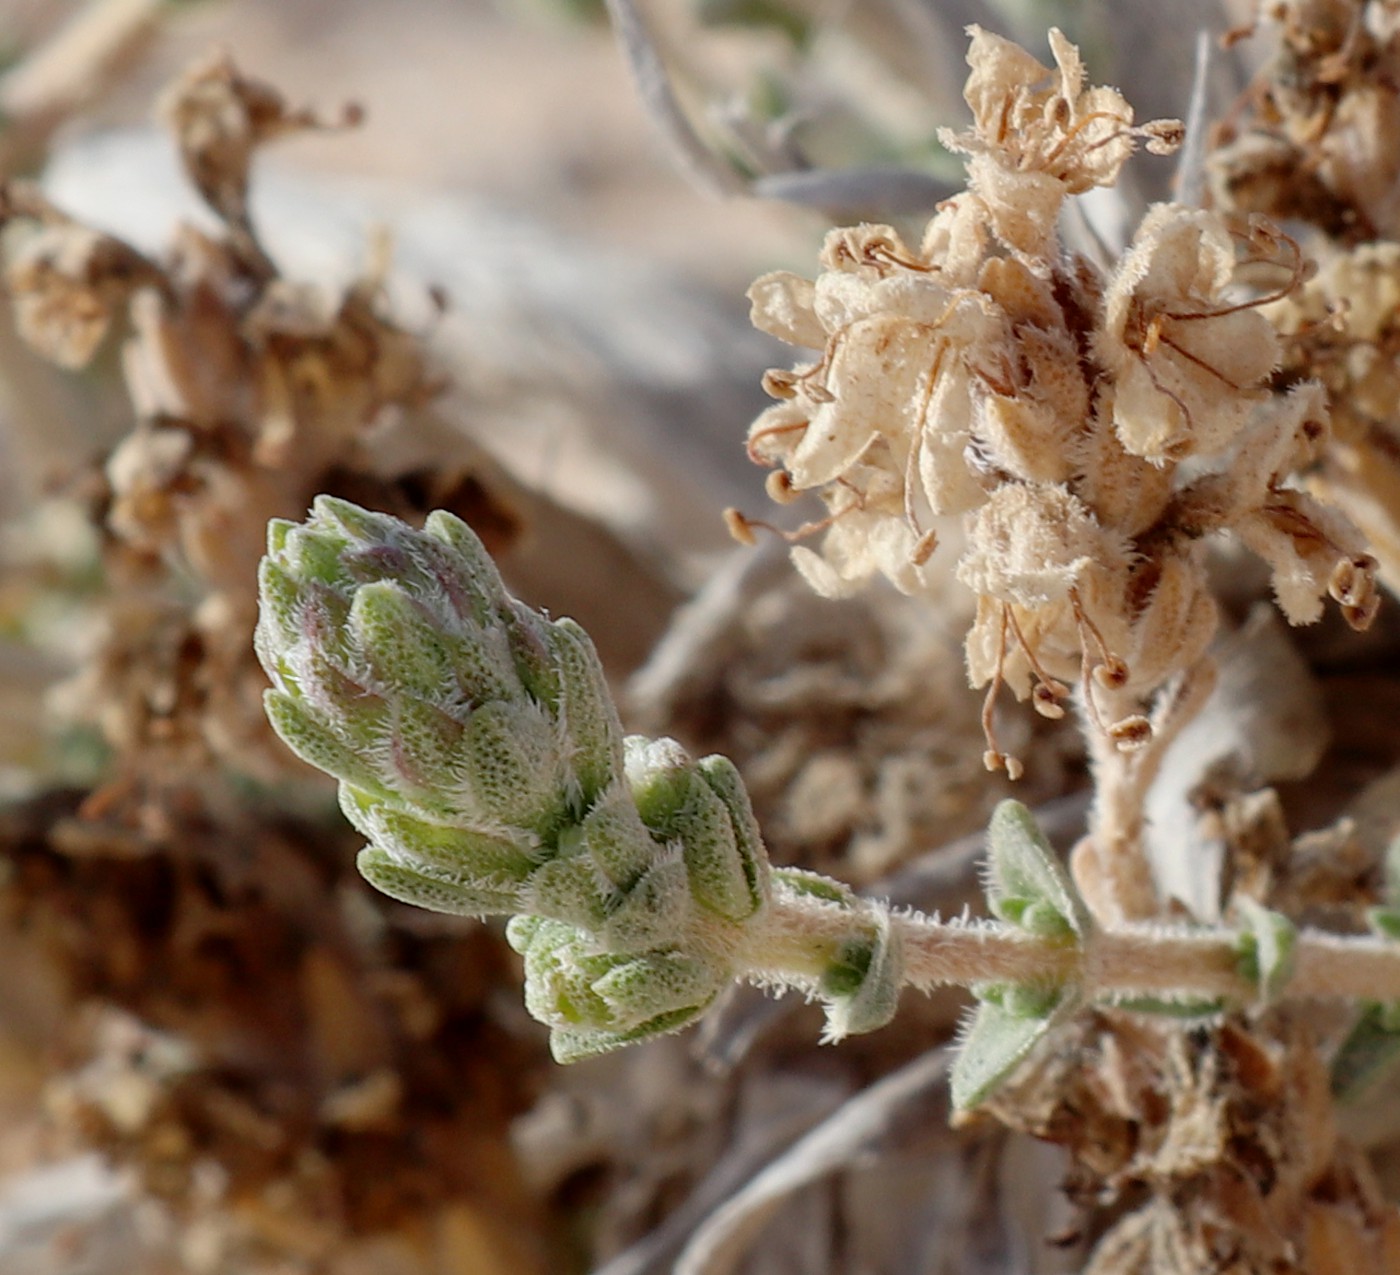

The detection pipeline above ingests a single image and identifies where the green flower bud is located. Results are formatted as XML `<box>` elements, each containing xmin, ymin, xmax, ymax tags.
<box><xmin>508</xmin><ymin>916</ymin><xmax>725</xmax><ymax>1063</ymax></box>
<box><xmin>256</xmin><ymin>498</ymin><xmax>625</xmax><ymax>847</ymax></box>
<box><xmin>626</xmin><ymin>737</ymin><xmax>763</xmax><ymax>923</ymax></box>
<box><xmin>258</xmin><ymin>499</ymin><xmax>787</xmax><ymax>1063</ymax></box>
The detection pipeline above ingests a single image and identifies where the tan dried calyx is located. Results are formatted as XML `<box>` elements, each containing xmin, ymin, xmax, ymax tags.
<box><xmin>737</xmin><ymin>26</ymin><xmax>1377</xmax><ymax>788</ymax></box>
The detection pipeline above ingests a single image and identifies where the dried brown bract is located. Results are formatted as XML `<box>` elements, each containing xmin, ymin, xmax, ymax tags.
<box><xmin>0</xmin><ymin>185</ymin><xmax>164</xmax><ymax>369</ymax></box>
<box><xmin>158</xmin><ymin>49</ymin><xmax>361</xmax><ymax>266</ymax></box>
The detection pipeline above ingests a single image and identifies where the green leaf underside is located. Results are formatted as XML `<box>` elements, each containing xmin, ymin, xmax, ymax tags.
<box><xmin>772</xmin><ymin>867</ymin><xmax>854</xmax><ymax>906</ymax></box>
<box><xmin>821</xmin><ymin>909</ymin><xmax>902</xmax><ymax>1040</ymax></box>
<box><xmin>951</xmin><ymin>988</ymin><xmax>1069</xmax><ymax>1110</ymax></box>
<box><xmin>1107</xmin><ymin>994</ymin><xmax>1225</xmax><ymax>1018</ymax></box>
<box><xmin>1333</xmin><ymin>1001</ymin><xmax>1400</xmax><ymax>1101</ymax></box>
<box><xmin>1233</xmin><ymin>897</ymin><xmax>1297</xmax><ymax>1000</ymax></box>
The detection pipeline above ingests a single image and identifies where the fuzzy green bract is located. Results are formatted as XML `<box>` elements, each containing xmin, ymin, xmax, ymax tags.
<box><xmin>256</xmin><ymin>497</ymin><xmax>784</xmax><ymax>1062</ymax></box>
<box><xmin>950</xmin><ymin>984</ymin><xmax>1075</xmax><ymax>1110</ymax></box>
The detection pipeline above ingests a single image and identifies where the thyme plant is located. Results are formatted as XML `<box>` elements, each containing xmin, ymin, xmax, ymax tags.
<box><xmin>256</xmin><ymin>495</ymin><xmax>1400</xmax><ymax>1110</ymax></box>
<box><xmin>255</xmin><ymin>23</ymin><xmax>1397</xmax><ymax>1155</ymax></box>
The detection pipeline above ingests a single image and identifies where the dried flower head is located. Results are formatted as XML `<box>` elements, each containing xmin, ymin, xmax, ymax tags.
<box><xmin>941</xmin><ymin>27</ymin><xmax>1179</xmax><ymax>255</ymax></box>
<box><xmin>739</xmin><ymin>27</ymin><xmax>1376</xmax><ymax>787</ymax></box>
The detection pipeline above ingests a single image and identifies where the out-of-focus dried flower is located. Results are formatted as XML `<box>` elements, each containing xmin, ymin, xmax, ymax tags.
<box><xmin>1212</xmin><ymin>0</ymin><xmax>1400</xmax><ymax>243</ymax></box>
<box><xmin>0</xmin><ymin>188</ymin><xmax>163</xmax><ymax>369</ymax></box>
<box><xmin>0</xmin><ymin>54</ymin><xmax>445</xmax><ymax>784</ymax></box>
<box><xmin>157</xmin><ymin>49</ymin><xmax>359</xmax><ymax>249</ymax></box>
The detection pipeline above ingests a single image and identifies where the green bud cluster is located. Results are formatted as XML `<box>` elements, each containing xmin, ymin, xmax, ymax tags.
<box><xmin>256</xmin><ymin>497</ymin><xmax>785</xmax><ymax>1060</ymax></box>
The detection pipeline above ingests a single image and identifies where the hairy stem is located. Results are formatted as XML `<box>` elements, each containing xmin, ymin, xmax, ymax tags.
<box><xmin>743</xmin><ymin>891</ymin><xmax>1400</xmax><ymax>1006</ymax></box>
<box><xmin>1078</xmin><ymin>658</ymin><xmax>1218</xmax><ymax>925</ymax></box>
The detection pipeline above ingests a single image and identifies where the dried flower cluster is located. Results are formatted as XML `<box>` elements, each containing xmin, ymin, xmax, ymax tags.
<box><xmin>740</xmin><ymin>26</ymin><xmax>1377</xmax><ymax>808</ymax></box>
<box><xmin>1211</xmin><ymin>0</ymin><xmax>1400</xmax><ymax>600</ymax></box>
<box><xmin>0</xmin><ymin>51</ymin><xmax>444</xmax><ymax>785</ymax></box>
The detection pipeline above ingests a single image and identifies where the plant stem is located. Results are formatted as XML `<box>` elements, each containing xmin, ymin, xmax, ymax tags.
<box><xmin>744</xmin><ymin>891</ymin><xmax>1400</xmax><ymax>1006</ymax></box>
<box><xmin>1078</xmin><ymin>659</ymin><xmax>1218</xmax><ymax>925</ymax></box>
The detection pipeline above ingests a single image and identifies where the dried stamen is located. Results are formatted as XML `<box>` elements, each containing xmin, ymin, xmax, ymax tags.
<box><xmin>981</xmin><ymin>603</ymin><xmax>1024</xmax><ymax>781</ymax></box>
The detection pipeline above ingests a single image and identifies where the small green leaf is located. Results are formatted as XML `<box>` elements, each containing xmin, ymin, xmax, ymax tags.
<box><xmin>591</xmin><ymin>950</ymin><xmax>718</xmax><ymax>1020</ymax></box>
<box><xmin>264</xmin><ymin>690</ymin><xmax>391</xmax><ymax>800</ymax></box>
<box><xmin>772</xmin><ymin>868</ymin><xmax>855</xmax><ymax>907</ymax></box>
<box><xmin>350</xmin><ymin>582</ymin><xmax>456</xmax><ymax>702</ymax></box>
<box><xmin>975</xmin><ymin>981</ymin><xmax>1062</xmax><ymax>1019</ymax></box>
<box><xmin>1332</xmin><ymin>1002</ymin><xmax>1400</xmax><ymax>1102</ymax></box>
<box><xmin>984</xmin><ymin>801</ymin><xmax>1092</xmax><ymax>941</ymax></box>
<box><xmin>312</xmin><ymin>494</ymin><xmax>402</xmax><ymax>547</ymax></box>
<box><xmin>356</xmin><ymin>847</ymin><xmax>524</xmax><ymax>917</ymax></box>
<box><xmin>1233</xmin><ymin>897</ymin><xmax>1297</xmax><ymax>1000</ymax></box>
<box><xmin>578</xmin><ymin>789</ymin><xmax>658</xmax><ymax>890</ymax></box>
<box><xmin>697</xmin><ymin>755</ymin><xmax>770</xmax><ymax>913</ymax></box>
<box><xmin>950</xmin><ymin>985</ymin><xmax>1073</xmax><ymax>1110</ymax></box>
<box><xmin>548</xmin><ymin>619</ymin><xmax>625</xmax><ymax>804</ymax></box>
<box><xmin>547</xmin><ymin>1001</ymin><xmax>716</xmax><ymax>1064</ymax></box>
<box><xmin>1107</xmin><ymin>994</ymin><xmax>1225</xmax><ymax>1018</ymax></box>
<box><xmin>1368</xmin><ymin>907</ymin><xmax>1400</xmax><ymax>942</ymax></box>
<box><xmin>527</xmin><ymin>856</ymin><xmax>611</xmax><ymax>927</ymax></box>
<box><xmin>339</xmin><ymin>786</ymin><xmax>538</xmax><ymax>881</ymax></box>
<box><xmin>596</xmin><ymin>859</ymin><xmax>692</xmax><ymax>952</ymax></box>
<box><xmin>460</xmin><ymin>700</ymin><xmax>565</xmax><ymax>831</ymax></box>
<box><xmin>820</xmin><ymin>908</ymin><xmax>902</xmax><ymax>1041</ymax></box>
